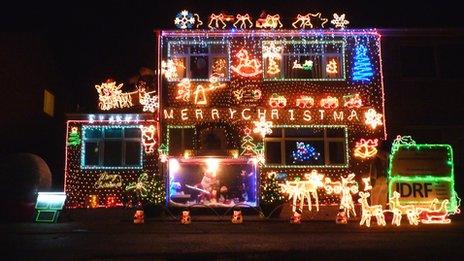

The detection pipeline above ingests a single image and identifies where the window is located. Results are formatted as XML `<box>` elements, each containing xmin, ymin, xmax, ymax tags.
<box><xmin>263</xmin><ymin>41</ymin><xmax>345</xmax><ymax>81</ymax></box>
<box><xmin>167</xmin><ymin>126</ymin><xmax>195</xmax><ymax>156</ymax></box>
<box><xmin>264</xmin><ymin>126</ymin><xmax>348</xmax><ymax>167</ymax></box>
<box><xmin>400</xmin><ymin>46</ymin><xmax>436</xmax><ymax>78</ymax></box>
<box><xmin>168</xmin><ymin>41</ymin><xmax>230</xmax><ymax>81</ymax></box>
<box><xmin>81</xmin><ymin>126</ymin><xmax>142</xmax><ymax>169</ymax></box>
<box><xmin>43</xmin><ymin>89</ymin><xmax>55</xmax><ymax>117</ymax></box>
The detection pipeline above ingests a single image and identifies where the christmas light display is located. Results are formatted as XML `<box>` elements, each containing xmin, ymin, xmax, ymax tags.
<box><xmin>253</xmin><ymin>117</ymin><xmax>273</xmax><ymax>138</ymax></box>
<box><xmin>67</xmin><ymin>127</ymin><xmax>81</xmax><ymax>146</ymax></box>
<box><xmin>320</xmin><ymin>96</ymin><xmax>339</xmax><ymax>109</ymax></box>
<box><xmin>174</xmin><ymin>10</ymin><xmax>202</xmax><ymax>29</ymax></box>
<box><xmin>157</xmin><ymin>29</ymin><xmax>385</xmax><ymax>210</ymax></box>
<box><xmin>95</xmin><ymin>81</ymin><xmax>134</xmax><ymax>111</ymax></box>
<box><xmin>331</xmin><ymin>13</ymin><xmax>349</xmax><ymax>29</ymax></box>
<box><xmin>364</xmin><ymin>109</ymin><xmax>383</xmax><ymax>129</ymax></box>
<box><xmin>354</xmin><ymin>138</ymin><xmax>378</xmax><ymax>159</ymax></box>
<box><xmin>292</xmin><ymin>142</ymin><xmax>321</xmax><ymax>163</ymax></box>
<box><xmin>231</xmin><ymin>48</ymin><xmax>262</xmax><ymax>77</ymax></box>
<box><xmin>161</xmin><ymin>59</ymin><xmax>185</xmax><ymax>81</ymax></box>
<box><xmin>194</xmin><ymin>85</ymin><xmax>208</xmax><ymax>105</ymax></box>
<box><xmin>141</xmin><ymin>125</ymin><xmax>157</xmax><ymax>154</ymax></box>
<box><xmin>208</xmin><ymin>13</ymin><xmax>234</xmax><ymax>29</ymax></box>
<box><xmin>158</xmin><ymin>143</ymin><xmax>168</xmax><ymax>163</ymax></box>
<box><xmin>326</xmin><ymin>59</ymin><xmax>338</xmax><ymax>74</ymax></box>
<box><xmin>343</xmin><ymin>94</ymin><xmax>362</xmax><ymax>108</ymax></box>
<box><xmin>175</xmin><ymin>78</ymin><xmax>192</xmax><ymax>102</ymax></box>
<box><xmin>240</xmin><ymin>127</ymin><xmax>257</xmax><ymax>156</ymax></box>
<box><xmin>94</xmin><ymin>172</ymin><xmax>123</xmax><ymax>189</ymax></box>
<box><xmin>362</xmin><ymin>177</ymin><xmax>372</xmax><ymax>191</ymax></box>
<box><xmin>260</xmin><ymin>171</ymin><xmax>285</xmax><ymax>205</ymax></box>
<box><xmin>255</xmin><ymin>14</ymin><xmax>283</xmax><ymax>29</ymax></box>
<box><xmin>358</xmin><ymin>191</ymin><xmax>386</xmax><ymax>227</ymax></box>
<box><xmin>388</xmin><ymin>191</ymin><xmax>420</xmax><ymax>225</ymax></box>
<box><xmin>352</xmin><ymin>44</ymin><xmax>374</xmax><ymax>82</ymax></box>
<box><xmin>233</xmin><ymin>14</ymin><xmax>253</xmax><ymax>29</ymax></box>
<box><xmin>339</xmin><ymin>173</ymin><xmax>358</xmax><ymax>218</ymax></box>
<box><xmin>280</xmin><ymin>170</ymin><xmax>325</xmax><ymax>212</ymax></box>
<box><xmin>268</xmin><ymin>93</ymin><xmax>287</xmax><ymax>108</ymax></box>
<box><xmin>296</xmin><ymin>96</ymin><xmax>315</xmax><ymax>108</ymax></box>
<box><xmin>292</xmin><ymin>13</ymin><xmax>328</xmax><ymax>29</ymax></box>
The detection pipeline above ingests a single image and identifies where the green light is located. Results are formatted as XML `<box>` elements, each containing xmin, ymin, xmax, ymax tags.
<box><xmin>387</xmin><ymin>142</ymin><xmax>458</xmax><ymax>213</ymax></box>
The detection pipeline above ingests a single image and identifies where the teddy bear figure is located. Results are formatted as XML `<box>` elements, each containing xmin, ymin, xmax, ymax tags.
<box><xmin>231</xmin><ymin>210</ymin><xmax>243</xmax><ymax>224</ymax></box>
<box><xmin>181</xmin><ymin>210</ymin><xmax>191</xmax><ymax>224</ymax></box>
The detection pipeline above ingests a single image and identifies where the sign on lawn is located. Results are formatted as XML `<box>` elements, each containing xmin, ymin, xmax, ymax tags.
<box><xmin>388</xmin><ymin>141</ymin><xmax>458</xmax><ymax>212</ymax></box>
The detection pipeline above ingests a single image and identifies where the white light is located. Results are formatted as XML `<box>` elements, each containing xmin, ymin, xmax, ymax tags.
<box><xmin>169</xmin><ymin>158</ymin><xmax>180</xmax><ymax>176</ymax></box>
<box><xmin>205</xmin><ymin>158</ymin><xmax>219</xmax><ymax>175</ymax></box>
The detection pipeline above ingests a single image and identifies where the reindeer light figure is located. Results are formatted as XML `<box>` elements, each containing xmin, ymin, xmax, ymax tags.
<box><xmin>280</xmin><ymin>170</ymin><xmax>325</xmax><ymax>212</ymax></box>
<box><xmin>358</xmin><ymin>191</ymin><xmax>386</xmax><ymax>227</ymax></box>
<box><xmin>233</xmin><ymin>14</ymin><xmax>253</xmax><ymax>29</ymax></box>
<box><xmin>339</xmin><ymin>174</ymin><xmax>358</xmax><ymax>218</ymax></box>
<box><xmin>389</xmin><ymin>191</ymin><xmax>420</xmax><ymax>225</ymax></box>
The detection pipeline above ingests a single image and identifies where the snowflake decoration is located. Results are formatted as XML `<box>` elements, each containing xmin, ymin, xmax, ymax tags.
<box><xmin>364</xmin><ymin>109</ymin><xmax>383</xmax><ymax>129</ymax></box>
<box><xmin>262</xmin><ymin>42</ymin><xmax>283</xmax><ymax>60</ymax></box>
<box><xmin>174</xmin><ymin>10</ymin><xmax>195</xmax><ymax>29</ymax></box>
<box><xmin>140</xmin><ymin>93</ymin><xmax>158</xmax><ymax>113</ymax></box>
<box><xmin>331</xmin><ymin>13</ymin><xmax>349</xmax><ymax>29</ymax></box>
<box><xmin>253</xmin><ymin>117</ymin><xmax>273</xmax><ymax>138</ymax></box>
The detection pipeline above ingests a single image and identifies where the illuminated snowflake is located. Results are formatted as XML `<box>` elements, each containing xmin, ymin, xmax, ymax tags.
<box><xmin>141</xmin><ymin>94</ymin><xmax>158</xmax><ymax>113</ymax></box>
<box><xmin>174</xmin><ymin>10</ymin><xmax>195</xmax><ymax>29</ymax></box>
<box><xmin>253</xmin><ymin>117</ymin><xmax>273</xmax><ymax>138</ymax></box>
<box><xmin>364</xmin><ymin>109</ymin><xmax>383</xmax><ymax>129</ymax></box>
<box><xmin>331</xmin><ymin>13</ymin><xmax>349</xmax><ymax>29</ymax></box>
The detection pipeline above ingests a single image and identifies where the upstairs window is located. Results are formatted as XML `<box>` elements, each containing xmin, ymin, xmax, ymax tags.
<box><xmin>264</xmin><ymin>126</ymin><xmax>348</xmax><ymax>167</ymax></box>
<box><xmin>81</xmin><ymin>126</ymin><xmax>142</xmax><ymax>169</ymax></box>
<box><xmin>167</xmin><ymin>126</ymin><xmax>195</xmax><ymax>156</ymax></box>
<box><xmin>168</xmin><ymin>41</ymin><xmax>230</xmax><ymax>81</ymax></box>
<box><xmin>263</xmin><ymin>40</ymin><xmax>345</xmax><ymax>81</ymax></box>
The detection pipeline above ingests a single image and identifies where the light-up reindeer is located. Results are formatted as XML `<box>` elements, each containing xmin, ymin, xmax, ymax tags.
<box><xmin>358</xmin><ymin>191</ymin><xmax>386</xmax><ymax>227</ymax></box>
<box><xmin>280</xmin><ymin>170</ymin><xmax>325</xmax><ymax>212</ymax></box>
<box><xmin>389</xmin><ymin>191</ymin><xmax>420</xmax><ymax>225</ymax></box>
<box><xmin>339</xmin><ymin>174</ymin><xmax>358</xmax><ymax>218</ymax></box>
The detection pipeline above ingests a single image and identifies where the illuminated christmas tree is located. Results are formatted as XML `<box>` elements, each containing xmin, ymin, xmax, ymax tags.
<box><xmin>261</xmin><ymin>172</ymin><xmax>285</xmax><ymax>205</ymax></box>
<box><xmin>352</xmin><ymin>44</ymin><xmax>373</xmax><ymax>81</ymax></box>
<box><xmin>240</xmin><ymin>127</ymin><xmax>257</xmax><ymax>156</ymax></box>
<box><xmin>67</xmin><ymin>127</ymin><xmax>81</xmax><ymax>146</ymax></box>
<box><xmin>292</xmin><ymin>142</ymin><xmax>320</xmax><ymax>163</ymax></box>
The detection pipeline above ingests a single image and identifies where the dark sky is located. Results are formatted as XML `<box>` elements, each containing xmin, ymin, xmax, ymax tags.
<box><xmin>2</xmin><ymin>0</ymin><xmax>462</xmax><ymax>111</ymax></box>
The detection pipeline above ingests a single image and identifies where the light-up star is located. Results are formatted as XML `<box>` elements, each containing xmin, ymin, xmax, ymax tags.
<box><xmin>331</xmin><ymin>13</ymin><xmax>349</xmax><ymax>29</ymax></box>
<box><xmin>364</xmin><ymin>109</ymin><xmax>383</xmax><ymax>129</ymax></box>
<box><xmin>253</xmin><ymin>117</ymin><xmax>273</xmax><ymax>138</ymax></box>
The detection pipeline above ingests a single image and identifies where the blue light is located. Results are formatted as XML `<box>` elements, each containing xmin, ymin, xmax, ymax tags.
<box><xmin>292</xmin><ymin>142</ymin><xmax>320</xmax><ymax>163</ymax></box>
<box><xmin>352</xmin><ymin>44</ymin><xmax>374</xmax><ymax>82</ymax></box>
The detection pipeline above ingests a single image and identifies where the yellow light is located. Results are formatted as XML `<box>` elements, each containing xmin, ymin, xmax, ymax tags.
<box><xmin>205</xmin><ymin>158</ymin><xmax>219</xmax><ymax>174</ymax></box>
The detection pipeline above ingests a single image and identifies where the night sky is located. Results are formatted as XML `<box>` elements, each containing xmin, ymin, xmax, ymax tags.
<box><xmin>2</xmin><ymin>0</ymin><xmax>462</xmax><ymax>111</ymax></box>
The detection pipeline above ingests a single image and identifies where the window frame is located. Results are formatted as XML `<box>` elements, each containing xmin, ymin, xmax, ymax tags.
<box><xmin>263</xmin><ymin>125</ymin><xmax>349</xmax><ymax>168</ymax></box>
<box><xmin>262</xmin><ymin>40</ymin><xmax>346</xmax><ymax>81</ymax></box>
<box><xmin>167</xmin><ymin>41</ymin><xmax>231</xmax><ymax>82</ymax></box>
<box><xmin>166</xmin><ymin>125</ymin><xmax>196</xmax><ymax>156</ymax></box>
<box><xmin>80</xmin><ymin>125</ymin><xmax>143</xmax><ymax>170</ymax></box>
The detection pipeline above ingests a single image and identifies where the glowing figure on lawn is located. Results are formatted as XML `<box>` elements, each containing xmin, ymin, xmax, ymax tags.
<box><xmin>331</xmin><ymin>13</ymin><xmax>349</xmax><ymax>29</ymax></box>
<box><xmin>340</xmin><ymin>174</ymin><xmax>358</xmax><ymax>218</ymax></box>
<box><xmin>280</xmin><ymin>170</ymin><xmax>325</xmax><ymax>212</ymax></box>
<box><xmin>233</xmin><ymin>14</ymin><xmax>253</xmax><ymax>29</ymax></box>
<box><xmin>364</xmin><ymin>109</ymin><xmax>383</xmax><ymax>129</ymax></box>
<box><xmin>389</xmin><ymin>191</ymin><xmax>420</xmax><ymax>226</ymax></box>
<box><xmin>231</xmin><ymin>48</ymin><xmax>263</xmax><ymax>77</ymax></box>
<box><xmin>253</xmin><ymin>117</ymin><xmax>273</xmax><ymax>138</ymax></box>
<box><xmin>354</xmin><ymin>138</ymin><xmax>379</xmax><ymax>159</ymax></box>
<box><xmin>141</xmin><ymin>125</ymin><xmax>156</xmax><ymax>154</ymax></box>
<box><xmin>419</xmin><ymin>198</ymin><xmax>452</xmax><ymax>224</ymax></box>
<box><xmin>358</xmin><ymin>191</ymin><xmax>386</xmax><ymax>227</ymax></box>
